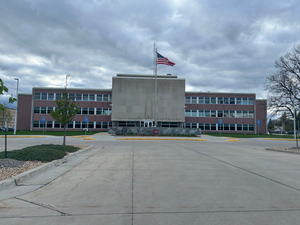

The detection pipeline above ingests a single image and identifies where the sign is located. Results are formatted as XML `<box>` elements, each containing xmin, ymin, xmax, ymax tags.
<box><xmin>257</xmin><ymin>120</ymin><xmax>260</xmax><ymax>125</ymax></box>
<box><xmin>84</xmin><ymin>117</ymin><xmax>88</xmax><ymax>122</ymax></box>
<box><xmin>154</xmin><ymin>130</ymin><xmax>159</xmax><ymax>134</ymax></box>
<box><xmin>219</xmin><ymin>119</ymin><xmax>222</xmax><ymax>125</ymax></box>
<box><xmin>41</xmin><ymin>117</ymin><xmax>45</xmax><ymax>123</ymax></box>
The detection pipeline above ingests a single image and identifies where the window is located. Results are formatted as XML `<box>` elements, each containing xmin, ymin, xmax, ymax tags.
<box><xmin>75</xmin><ymin>121</ymin><xmax>81</xmax><ymax>128</ymax></box>
<box><xmin>223</xmin><ymin>97</ymin><xmax>229</xmax><ymax>104</ymax></box>
<box><xmin>230</xmin><ymin>124</ymin><xmax>235</xmax><ymax>131</ymax></box>
<box><xmin>218</xmin><ymin>110</ymin><xmax>223</xmax><ymax>117</ymax></box>
<box><xmin>96</xmin><ymin>122</ymin><xmax>101</xmax><ymax>128</ymax></box>
<box><xmin>211</xmin><ymin>123</ymin><xmax>216</xmax><ymax>130</ymax></box>
<box><xmin>76</xmin><ymin>108</ymin><xmax>81</xmax><ymax>114</ymax></box>
<box><xmin>205</xmin><ymin>123</ymin><xmax>210</xmax><ymax>130</ymax></box>
<box><xmin>237</xmin><ymin>124</ymin><xmax>242</xmax><ymax>131</ymax></box>
<box><xmin>199</xmin><ymin>110</ymin><xmax>205</xmax><ymax>117</ymax></box>
<box><xmin>191</xmin><ymin>97</ymin><xmax>197</xmax><ymax>104</ymax></box>
<box><xmin>236</xmin><ymin>98</ymin><xmax>242</xmax><ymax>105</ymax></box>
<box><xmin>34</xmin><ymin>107</ymin><xmax>40</xmax><ymax>114</ymax></box>
<box><xmin>205</xmin><ymin>110</ymin><xmax>211</xmax><ymax>117</ymax></box>
<box><xmin>103</xmin><ymin>108</ymin><xmax>110</xmax><ymax>115</ymax></box>
<box><xmin>199</xmin><ymin>123</ymin><xmax>204</xmax><ymax>130</ymax></box>
<box><xmin>211</xmin><ymin>97</ymin><xmax>216</xmax><ymax>104</ymax></box>
<box><xmin>89</xmin><ymin>108</ymin><xmax>95</xmax><ymax>115</ymax></box>
<box><xmin>33</xmin><ymin>121</ymin><xmax>39</xmax><ymax>128</ymax></box>
<box><xmin>236</xmin><ymin>111</ymin><xmax>243</xmax><ymax>118</ymax></box>
<box><xmin>54</xmin><ymin>121</ymin><xmax>60</xmax><ymax>128</ymax></box>
<box><xmin>242</xmin><ymin>124</ymin><xmax>249</xmax><ymax>131</ymax></box>
<box><xmin>47</xmin><ymin>107</ymin><xmax>53</xmax><ymax>114</ymax></box>
<box><xmin>34</xmin><ymin>93</ymin><xmax>41</xmax><ymax>100</ymax></box>
<box><xmin>102</xmin><ymin>122</ymin><xmax>108</xmax><ymax>128</ymax></box>
<box><xmin>185</xmin><ymin>97</ymin><xmax>191</xmax><ymax>104</ymax></box>
<box><xmin>89</xmin><ymin>94</ymin><xmax>95</xmax><ymax>101</ymax></box>
<box><xmin>41</xmin><ymin>107</ymin><xmax>46</xmax><ymax>114</ymax></box>
<box><xmin>242</xmin><ymin>98</ymin><xmax>248</xmax><ymax>105</ymax></box>
<box><xmin>76</xmin><ymin>94</ymin><xmax>82</xmax><ymax>101</ymax></box>
<box><xmin>97</xmin><ymin>94</ymin><xmax>102</xmax><ymax>101</ymax></box>
<box><xmin>88</xmin><ymin>122</ymin><xmax>94</xmax><ymax>129</ymax></box>
<box><xmin>230</xmin><ymin>98</ymin><xmax>235</xmax><ymax>104</ymax></box>
<box><xmin>205</xmin><ymin>97</ymin><xmax>210</xmax><ymax>104</ymax></box>
<box><xmin>248</xmin><ymin>111</ymin><xmax>254</xmax><ymax>118</ymax></box>
<box><xmin>47</xmin><ymin>121</ymin><xmax>53</xmax><ymax>128</ymax></box>
<box><xmin>103</xmin><ymin>95</ymin><xmax>109</xmax><ymax>102</ymax></box>
<box><xmin>218</xmin><ymin>97</ymin><xmax>223</xmax><ymax>104</ymax></box>
<box><xmin>243</xmin><ymin>111</ymin><xmax>248</xmax><ymax>118</ymax></box>
<box><xmin>191</xmin><ymin>123</ymin><xmax>197</xmax><ymax>128</ymax></box>
<box><xmin>69</xmin><ymin>94</ymin><xmax>75</xmax><ymax>100</ymax></box>
<box><xmin>224</xmin><ymin>110</ymin><xmax>229</xmax><ymax>117</ymax></box>
<box><xmin>199</xmin><ymin>97</ymin><xmax>204</xmax><ymax>104</ymax></box>
<box><xmin>191</xmin><ymin>110</ymin><xmax>197</xmax><ymax>117</ymax></box>
<box><xmin>249</xmin><ymin>124</ymin><xmax>254</xmax><ymax>131</ymax></box>
<box><xmin>185</xmin><ymin>123</ymin><xmax>191</xmax><ymax>128</ymax></box>
<box><xmin>83</xmin><ymin>94</ymin><xmax>89</xmax><ymax>101</ymax></box>
<box><xmin>218</xmin><ymin>124</ymin><xmax>223</xmax><ymax>130</ymax></box>
<box><xmin>56</xmin><ymin>93</ymin><xmax>61</xmax><ymax>100</ymax></box>
<box><xmin>248</xmin><ymin>98</ymin><xmax>254</xmax><ymax>105</ymax></box>
<box><xmin>96</xmin><ymin>108</ymin><xmax>103</xmax><ymax>115</ymax></box>
<box><xmin>48</xmin><ymin>93</ymin><xmax>54</xmax><ymax>100</ymax></box>
<box><xmin>185</xmin><ymin>110</ymin><xmax>191</xmax><ymax>117</ymax></box>
<box><xmin>224</xmin><ymin>124</ymin><xmax>229</xmax><ymax>130</ymax></box>
<box><xmin>41</xmin><ymin>93</ymin><xmax>47</xmax><ymax>100</ymax></box>
<box><xmin>229</xmin><ymin>111</ymin><xmax>235</xmax><ymax>118</ymax></box>
<box><xmin>68</xmin><ymin>122</ymin><xmax>73</xmax><ymax>129</ymax></box>
<box><xmin>211</xmin><ymin>110</ymin><xmax>216</xmax><ymax>117</ymax></box>
<box><xmin>82</xmin><ymin>108</ymin><xmax>88</xmax><ymax>115</ymax></box>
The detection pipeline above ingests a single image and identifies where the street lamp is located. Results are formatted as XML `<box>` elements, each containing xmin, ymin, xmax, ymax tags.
<box><xmin>65</xmin><ymin>74</ymin><xmax>70</xmax><ymax>89</ymax></box>
<box><xmin>14</xmin><ymin>78</ymin><xmax>19</xmax><ymax>135</ymax></box>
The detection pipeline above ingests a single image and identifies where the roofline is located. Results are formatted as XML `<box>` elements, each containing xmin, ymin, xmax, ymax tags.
<box><xmin>116</xmin><ymin>74</ymin><xmax>178</xmax><ymax>78</ymax></box>
<box><xmin>185</xmin><ymin>91</ymin><xmax>256</xmax><ymax>96</ymax></box>
<box><xmin>32</xmin><ymin>87</ymin><xmax>112</xmax><ymax>92</ymax></box>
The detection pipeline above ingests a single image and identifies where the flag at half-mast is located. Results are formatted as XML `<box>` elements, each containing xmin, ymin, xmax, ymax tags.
<box><xmin>157</xmin><ymin>52</ymin><xmax>175</xmax><ymax>66</ymax></box>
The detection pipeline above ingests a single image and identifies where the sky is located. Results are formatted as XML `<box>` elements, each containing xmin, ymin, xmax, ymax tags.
<box><xmin>1</xmin><ymin>0</ymin><xmax>300</xmax><ymax>108</ymax></box>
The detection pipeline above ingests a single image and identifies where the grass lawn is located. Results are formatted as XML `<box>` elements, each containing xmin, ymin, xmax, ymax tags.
<box><xmin>0</xmin><ymin>130</ymin><xmax>102</xmax><ymax>136</ymax></box>
<box><xmin>204</xmin><ymin>133</ymin><xmax>296</xmax><ymax>139</ymax></box>
<box><xmin>0</xmin><ymin>144</ymin><xmax>81</xmax><ymax>162</ymax></box>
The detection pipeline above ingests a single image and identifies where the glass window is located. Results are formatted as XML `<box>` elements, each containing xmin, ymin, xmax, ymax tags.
<box><xmin>103</xmin><ymin>95</ymin><xmax>109</xmax><ymax>102</ymax></box>
<box><xmin>205</xmin><ymin>110</ymin><xmax>211</xmax><ymax>117</ymax></box>
<box><xmin>103</xmin><ymin>108</ymin><xmax>110</xmax><ymax>115</ymax></box>
<box><xmin>242</xmin><ymin>124</ymin><xmax>249</xmax><ymax>131</ymax></box>
<box><xmin>41</xmin><ymin>93</ymin><xmax>47</xmax><ymax>100</ymax></box>
<box><xmin>224</xmin><ymin>124</ymin><xmax>229</xmax><ymax>130</ymax></box>
<box><xmin>211</xmin><ymin>123</ymin><xmax>216</xmax><ymax>130</ymax></box>
<box><xmin>69</xmin><ymin>93</ymin><xmax>75</xmax><ymax>100</ymax></box>
<box><xmin>199</xmin><ymin>123</ymin><xmax>204</xmax><ymax>130</ymax></box>
<box><xmin>236</xmin><ymin>98</ymin><xmax>242</xmax><ymax>105</ymax></box>
<box><xmin>76</xmin><ymin>108</ymin><xmax>81</xmax><ymax>114</ymax></box>
<box><xmin>88</xmin><ymin>122</ymin><xmax>94</xmax><ymax>128</ymax></box>
<box><xmin>34</xmin><ymin>93</ymin><xmax>41</xmax><ymax>100</ymax></box>
<box><xmin>96</xmin><ymin>122</ymin><xmax>101</xmax><ymax>128</ymax></box>
<box><xmin>199</xmin><ymin>110</ymin><xmax>205</xmax><ymax>117</ymax></box>
<box><xmin>96</xmin><ymin>108</ymin><xmax>103</xmax><ymax>115</ymax></box>
<box><xmin>218</xmin><ymin>124</ymin><xmax>223</xmax><ymax>130</ymax></box>
<box><xmin>82</xmin><ymin>108</ymin><xmax>88</xmax><ymax>115</ymax></box>
<box><xmin>89</xmin><ymin>108</ymin><xmax>95</xmax><ymax>115</ymax></box>
<box><xmin>97</xmin><ymin>94</ymin><xmax>102</xmax><ymax>101</ymax></box>
<box><xmin>211</xmin><ymin>110</ymin><xmax>216</xmax><ymax>117</ymax></box>
<box><xmin>229</xmin><ymin>111</ymin><xmax>235</xmax><ymax>117</ymax></box>
<box><xmin>199</xmin><ymin>97</ymin><xmax>204</xmax><ymax>104</ymax></box>
<box><xmin>185</xmin><ymin>123</ymin><xmax>191</xmax><ymax>128</ymax></box>
<box><xmin>46</xmin><ymin>121</ymin><xmax>53</xmax><ymax>128</ymax></box>
<box><xmin>75</xmin><ymin>121</ymin><xmax>81</xmax><ymax>128</ymax></box>
<box><xmin>191</xmin><ymin>110</ymin><xmax>197</xmax><ymax>117</ymax></box>
<box><xmin>218</xmin><ymin>97</ymin><xmax>223</xmax><ymax>104</ymax></box>
<box><xmin>248</xmin><ymin>111</ymin><xmax>254</xmax><ymax>118</ymax></box>
<box><xmin>218</xmin><ymin>110</ymin><xmax>223</xmax><ymax>117</ymax></box>
<box><xmin>237</xmin><ymin>124</ymin><xmax>242</xmax><ymax>131</ymax></box>
<box><xmin>243</xmin><ymin>111</ymin><xmax>248</xmax><ymax>118</ymax></box>
<box><xmin>47</xmin><ymin>107</ymin><xmax>53</xmax><ymax>114</ymax></box>
<box><xmin>223</xmin><ymin>97</ymin><xmax>229</xmax><ymax>104</ymax></box>
<box><xmin>76</xmin><ymin>94</ymin><xmax>82</xmax><ymax>101</ymax></box>
<box><xmin>191</xmin><ymin>97</ymin><xmax>197</xmax><ymax>104</ymax></box>
<box><xmin>242</xmin><ymin>98</ymin><xmax>248</xmax><ymax>105</ymax></box>
<box><xmin>236</xmin><ymin>111</ymin><xmax>243</xmax><ymax>118</ymax></box>
<box><xmin>56</xmin><ymin>93</ymin><xmax>61</xmax><ymax>100</ymax></box>
<box><xmin>48</xmin><ymin>93</ymin><xmax>54</xmax><ymax>100</ymax></box>
<box><xmin>89</xmin><ymin>94</ymin><xmax>95</xmax><ymax>101</ymax></box>
<box><xmin>185</xmin><ymin>97</ymin><xmax>191</xmax><ymax>104</ymax></box>
<box><xmin>211</xmin><ymin>97</ymin><xmax>216</xmax><ymax>104</ymax></box>
<box><xmin>248</xmin><ymin>98</ymin><xmax>254</xmax><ymax>105</ymax></box>
<box><xmin>230</xmin><ymin>98</ymin><xmax>235</xmax><ymax>104</ymax></box>
<box><xmin>205</xmin><ymin>97</ymin><xmax>210</xmax><ymax>104</ymax></box>
<box><xmin>230</xmin><ymin>124</ymin><xmax>235</xmax><ymax>131</ymax></box>
<box><xmin>224</xmin><ymin>110</ymin><xmax>229</xmax><ymax>117</ymax></box>
<box><xmin>34</xmin><ymin>107</ymin><xmax>40</xmax><ymax>114</ymax></box>
<box><xmin>191</xmin><ymin>123</ymin><xmax>197</xmax><ymax>128</ymax></box>
<box><xmin>68</xmin><ymin>122</ymin><xmax>74</xmax><ymax>129</ymax></box>
<box><xmin>205</xmin><ymin>123</ymin><xmax>210</xmax><ymax>130</ymax></box>
<box><xmin>33</xmin><ymin>121</ymin><xmax>39</xmax><ymax>128</ymax></box>
<box><xmin>102</xmin><ymin>122</ymin><xmax>108</xmax><ymax>128</ymax></box>
<box><xmin>54</xmin><ymin>121</ymin><xmax>60</xmax><ymax>128</ymax></box>
<box><xmin>41</xmin><ymin>107</ymin><xmax>46</xmax><ymax>114</ymax></box>
<box><xmin>185</xmin><ymin>110</ymin><xmax>191</xmax><ymax>117</ymax></box>
<box><xmin>249</xmin><ymin>124</ymin><xmax>254</xmax><ymax>131</ymax></box>
<box><xmin>83</xmin><ymin>94</ymin><xmax>89</xmax><ymax>101</ymax></box>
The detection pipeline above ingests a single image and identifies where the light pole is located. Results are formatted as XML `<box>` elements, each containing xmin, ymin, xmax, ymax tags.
<box><xmin>14</xmin><ymin>78</ymin><xmax>19</xmax><ymax>135</ymax></box>
<box><xmin>65</xmin><ymin>74</ymin><xmax>70</xmax><ymax>90</ymax></box>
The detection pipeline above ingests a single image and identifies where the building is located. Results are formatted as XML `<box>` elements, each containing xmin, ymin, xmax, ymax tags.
<box><xmin>17</xmin><ymin>74</ymin><xmax>267</xmax><ymax>134</ymax></box>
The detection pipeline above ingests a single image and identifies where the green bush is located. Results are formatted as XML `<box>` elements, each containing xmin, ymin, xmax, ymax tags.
<box><xmin>0</xmin><ymin>144</ymin><xmax>80</xmax><ymax>162</ymax></box>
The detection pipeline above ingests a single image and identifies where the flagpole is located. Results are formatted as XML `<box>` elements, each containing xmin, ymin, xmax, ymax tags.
<box><xmin>154</xmin><ymin>43</ymin><xmax>157</xmax><ymax>127</ymax></box>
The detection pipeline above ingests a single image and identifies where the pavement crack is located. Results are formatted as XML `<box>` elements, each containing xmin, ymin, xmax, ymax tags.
<box><xmin>14</xmin><ymin>197</ymin><xmax>71</xmax><ymax>216</ymax></box>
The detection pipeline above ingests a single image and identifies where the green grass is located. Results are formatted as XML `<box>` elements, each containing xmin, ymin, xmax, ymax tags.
<box><xmin>203</xmin><ymin>133</ymin><xmax>296</xmax><ymax>139</ymax></box>
<box><xmin>0</xmin><ymin>144</ymin><xmax>81</xmax><ymax>162</ymax></box>
<box><xmin>0</xmin><ymin>130</ymin><xmax>102</xmax><ymax>136</ymax></box>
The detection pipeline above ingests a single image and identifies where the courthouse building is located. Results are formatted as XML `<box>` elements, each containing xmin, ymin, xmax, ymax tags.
<box><xmin>17</xmin><ymin>74</ymin><xmax>267</xmax><ymax>134</ymax></box>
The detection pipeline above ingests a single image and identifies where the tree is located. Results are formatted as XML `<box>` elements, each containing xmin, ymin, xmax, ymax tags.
<box><xmin>267</xmin><ymin>119</ymin><xmax>273</xmax><ymax>130</ymax></box>
<box><xmin>0</xmin><ymin>103</ymin><xmax>13</xmax><ymax>127</ymax></box>
<box><xmin>265</xmin><ymin>44</ymin><xmax>300</xmax><ymax>118</ymax></box>
<box><xmin>50</xmin><ymin>92</ymin><xmax>79</xmax><ymax>145</ymax></box>
<box><xmin>0</xmin><ymin>78</ymin><xmax>16</xmax><ymax>111</ymax></box>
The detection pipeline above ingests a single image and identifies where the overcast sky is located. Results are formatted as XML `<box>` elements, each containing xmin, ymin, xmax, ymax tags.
<box><xmin>1</xmin><ymin>0</ymin><xmax>300</xmax><ymax>108</ymax></box>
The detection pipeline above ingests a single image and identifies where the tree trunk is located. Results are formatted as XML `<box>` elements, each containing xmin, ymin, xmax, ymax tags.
<box><xmin>63</xmin><ymin>125</ymin><xmax>66</xmax><ymax>145</ymax></box>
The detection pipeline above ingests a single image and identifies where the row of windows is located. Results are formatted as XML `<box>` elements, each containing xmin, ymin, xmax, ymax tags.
<box><xmin>185</xmin><ymin>97</ymin><xmax>254</xmax><ymax>105</ymax></box>
<box><xmin>184</xmin><ymin>123</ymin><xmax>254</xmax><ymax>131</ymax></box>
<box><xmin>33</xmin><ymin>121</ymin><xmax>112</xmax><ymax>129</ymax></box>
<box><xmin>185</xmin><ymin>110</ymin><xmax>254</xmax><ymax>118</ymax></box>
<box><xmin>34</xmin><ymin>107</ymin><xmax>112</xmax><ymax>115</ymax></box>
<box><xmin>34</xmin><ymin>93</ymin><xmax>112</xmax><ymax>102</ymax></box>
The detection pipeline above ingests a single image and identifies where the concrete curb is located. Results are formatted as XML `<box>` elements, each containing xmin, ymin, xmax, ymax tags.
<box><xmin>117</xmin><ymin>138</ymin><xmax>207</xmax><ymax>141</ymax></box>
<box><xmin>265</xmin><ymin>147</ymin><xmax>300</xmax><ymax>155</ymax></box>
<box><xmin>0</xmin><ymin>145</ymin><xmax>94</xmax><ymax>191</ymax></box>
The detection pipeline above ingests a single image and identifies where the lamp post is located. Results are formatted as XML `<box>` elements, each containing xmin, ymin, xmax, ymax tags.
<box><xmin>65</xmin><ymin>74</ymin><xmax>70</xmax><ymax>90</ymax></box>
<box><xmin>14</xmin><ymin>78</ymin><xmax>19</xmax><ymax>135</ymax></box>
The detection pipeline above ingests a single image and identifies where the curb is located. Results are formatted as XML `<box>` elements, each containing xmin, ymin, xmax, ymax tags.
<box><xmin>117</xmin><ymin>138</ymin><xmax>207</xmax><ymax>141</ymax></box>
<box><xmin>265</xmin><ymin>147</ymin><xmax>300</xmax><ymax>155</ymax></box>
<box><xmin>0</xmin><ymin>145</ymin><xmax>94</xmax><ymax>191</ymax></box>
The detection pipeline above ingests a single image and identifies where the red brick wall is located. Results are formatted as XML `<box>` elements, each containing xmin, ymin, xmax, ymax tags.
<box><xmin>17</xmin><ymin>94</ymin><xmax>32</xmax><ymax>131</ymax></box>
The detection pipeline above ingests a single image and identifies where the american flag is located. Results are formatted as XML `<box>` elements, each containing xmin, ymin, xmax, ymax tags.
<box><xmin>157</xmin><ymin>52</ymin><xmax>175</xmax><ymax>66</ymax></box>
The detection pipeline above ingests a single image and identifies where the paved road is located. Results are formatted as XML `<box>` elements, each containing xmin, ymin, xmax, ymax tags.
<box><xmin>1</xmin><ymin>134</ymin><xmax>300</xmax><ymax>224</ymax></box>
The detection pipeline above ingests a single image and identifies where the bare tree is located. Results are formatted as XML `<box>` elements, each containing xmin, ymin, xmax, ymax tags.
<box><xmin>265</xmin><ymin>44</ymin><xmax>300</xmax><ymax>118</ymax></box>
<box><xmin>0</xmin><ymin>103</ymin><xmax>13</xmax><ymax>127</ymax></box>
